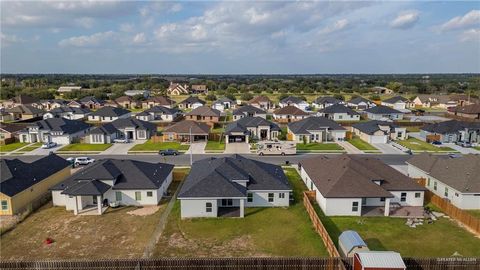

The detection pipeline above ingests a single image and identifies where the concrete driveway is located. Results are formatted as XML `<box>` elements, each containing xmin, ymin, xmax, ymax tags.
<box><xmin>186</xmin><ymin>142</ymin><xmax>206</xmax><ymax>154</ymax></box>
<box><xmin>443</xmin><ymin>143</ymin><xmax>480</xmax><ymax>154</ymax></box>
<box><xmin>372</xmin><ymin>143</ymin><xmax>406</xmax><ymax>155</ymax></box>
<box><xmin>225</xmin><ymin>142</ymin><xmax>250</xmax><ymax>154</ymax></box>
<box><xmin>29</xmin><ymin>143</ymin><xmax>63</xmax><ymax>155</ymax></box>
<box><xmin>337</xmin><ymin>141</ymin><xmax>362</xmax><ymax>154</ymax></box>
<box><xmin>101</xmin><ymin>140</ymin><xmax>146</xmax><ymax>155</ymax></box>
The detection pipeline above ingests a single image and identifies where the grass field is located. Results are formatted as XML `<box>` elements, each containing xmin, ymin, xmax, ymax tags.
<box><xmin>205</xmin><ymin>140</ymin><xmax>225</xmax><ymax>151</ymax></box>
<box><xmin>347</xmin><ymin>137</ymin><xmax>379</xmax><ymax>151</ymax></box>
<box><xmin>58</xmin><ymin>143</ymin><xmax>112</xmax><ymax>152</ymax></box>
<box><xmin>0</xmin><ymin>142</ymin><xmax>29</xmax><ymax>153</ymax></box>
<box><xmin>19</xmin><ymin>142</ymin><xmax>42</xmax><ymax>152</ymax></box>
<box><xmin>130</xmin><ymin>140</ymin><xmax>189</xmax><ymax>152</ymax></box>
<box><xmin>466</xmin><ymin>210</ymin><xmax>480</xmax><ymax>219</ymax></box>
<box><xmin>296</xmin><ymin>143</ymin><xmax>344</xmax><ymax>151</ymax></box>
<box><xmin>398</xmin><ymin>138</ymin><xmax>456</xmax><ymax>152</ymax></box>
<box><xmin>153</xmin><ymin>168</ymin><xmax>328</xmax><ymax>257</ymax></box>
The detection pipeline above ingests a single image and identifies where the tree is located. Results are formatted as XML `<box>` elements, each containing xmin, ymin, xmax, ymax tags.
<box><xmin>206</xmin><ymin>93</ymin><xmax>217</xmax><ymax>101</ymax></box>
<box><xmin>240</xmin><ymin>92</ymin><xmax>253</xmax><ymax>101</ymax></box>
<box><xmin>225</xmin><ymin>93</ymin><xmax>236</xmax><ymax>101</ymax></box>
<box><xmin>333</xmin><ymin>94</ymin><xmax>344</xmax><ymax>101</ymax></box>
<box><xmin>386</xmin><ymin>82</ymin><xmax>402</xmax><ymax>92</ymax></box>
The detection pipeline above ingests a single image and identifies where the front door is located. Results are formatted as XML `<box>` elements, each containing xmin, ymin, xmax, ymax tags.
<box><xmin>260</xmin><ymin>129</ymin><xmax>267</xmax><ymax>140</ymax></box>
<box><xmin>127</xmin><ymin>131</ymin><xmax>134</xmax><ymax>139</ymax></box>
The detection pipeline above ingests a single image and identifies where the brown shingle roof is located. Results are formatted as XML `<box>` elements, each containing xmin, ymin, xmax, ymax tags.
<box><xmin>300</xmin><ymin>155</ymin><xmax>425</xmax><ymax>198</ymax></box>
<box><xmin>115</xmin><ymin>96</ymin><xmax>133</xmax><ymax>103</ymax></box>
<box><xmin>145</xmin><ymin>96</ymin><xmax>175</xmax><ymax>106</ymax></box>
<box><xmin>163</xmin><ymin>120</ymin><xmax>210</xmax><ymax>135</ymax></box>
<box><xmin>274</xmin><ymin>106</ymin><xmax>309</xmax><ymax>116</ymax></box>
<box><xmin>185</xmin><ymin>106</ymin><xmax>221</xmax><ymax>117</ymax></box>
<box><xmin>453</xmin><ymin>104</ymin><xmax>480</xmax><ymax>114</ymax></box>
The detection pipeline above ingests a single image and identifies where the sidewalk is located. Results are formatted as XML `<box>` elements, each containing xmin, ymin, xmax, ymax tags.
<box><xmin>4</xmin><ymin>143</ymin><xmax>36</xmax><ymax>156</ymax></box>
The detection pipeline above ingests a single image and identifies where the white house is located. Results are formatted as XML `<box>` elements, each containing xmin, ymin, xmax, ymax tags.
<box><xmin>407</xmin><ymin>153</ymin><xmax>480</xmax><ymax>209</ymax></box>
<box><xmin>87</xmin><ymin>117</ymin><xmax>156</xmax><ymax>144</ymax></box>
<box><xmin>135</xmin><ymin>106</ymin><xmax>180</xmax><ymax>122</ymax></box>
<box><xmin>317</xmin><ymin>104</ymin><xmax>360</xmax><ymax>121</ymax></box>
<box><xmin>51</xmin><ymin>159</ymin><xmax>174</xmax><ymax>215</ymax></box>
<box><xmin>300</xmin><ymin>155</ymin><xmax>426</xmax><ymax>216</ymax></box>
<box><xmin>312</xmin><ymin>96</ymin><xmax>345</xmax><ymax>110</ymax></box>
<box><xmin>178</xmin><ymin>96</ymin><xmax>206</xmax><ymax>110</ymax></box>
<box><xmin>347</xmin><ymin>97</ymin><xmax>376</xmax><ymax>110</ymax></box>
<box><xmin>43</xmin><ymin>106</ymin><xmax>91</xmax><ymax>120</ymax></box>
<box><xmin>351</xmin><ymin>121</ymin><xmax>406</xmax><ymax>144</ymax></box>
<box><xmin>232</xmin><ymin>105</ymin><xmax>267</xmax><ymax>121</ymax></box>
<box><xmin>212</xmin><ymin>97</ymin><xmax>235</xmax><ymax>112</ymax></box>
<box><xmin>279</xmin><ymin>96</ymin><xmax>309</xmax><ymax>111</ymax></box>
<box><xmin>178</xmin><ymin>155</ymin><xmax>292</xmax><ymax>218</ymax></box>
<box><xmin>287</xmin><ymin>116</ymin><xmax>346</xmax><ymax>143</ymax></box>
<box><xmin>124</xmin><ymin>89</ymin><xmax>150</xmax><ymax>98</ymax></box>
<box><xmin>381</xmin><ymin>96</ymin><xmax>412</xmax><ymax>110</ymax></box>
<box><xmin>273</xmin><ymin>106</ymin><xmax>310</xmax><ymax>123</ymax></box>
<box><xmin>364</xmin><ymin>105</ymin><xmax>404</xmax><ymax>121</ymax></box>
<box><xmin>18</xmin><ymin>118</ymin><xmax>91</xmax><ymax>145</ymax></box>
<box><xmin>87</xmin><ymin>106</ymin><xmax>131</xmax><ymax>122</ymax></box>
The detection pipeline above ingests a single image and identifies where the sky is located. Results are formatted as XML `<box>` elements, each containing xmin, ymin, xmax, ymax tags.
<box><xmin>1</xmin><ymin>1</ymin><xmax>479</xmax><ymax>74</ymax></box>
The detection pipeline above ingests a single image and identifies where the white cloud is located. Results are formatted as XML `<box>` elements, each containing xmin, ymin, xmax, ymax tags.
<box><xmin>440</xmin><ymin>10</ymin><xmax>480</xmax><ymax>31</ymax></box>
<box><xmin>319</xmin><ymin>19</ymin><xmax>349</xmax><ymax>34</ymax></box>
<box><xmin>58</xmin><ymin>31</ymin><xmax>116</xmax><ymax>47</ymax></box>
<box><xmin>390</xmin><ymin>10</ymin><xmax>420</xmax><ymax>29</ymax></box>
<box><xmin>120</xmin><ymin>23</ymin><xmax>134</xmax><ymax>32</ymax></box>
<box><xmin>169</xmin><ymin>3</ymin><xmax>183</xmax><ymax>13</ymax></box>
<box><xmin>132</xmin><ymin>33</ymin><xmax>146</xmax><ymax>44</ymax></box>
<box><xmin>1</xmin><ymin>33</ymin><xmax>24</xmax><ymax>46</ymax></box>
<box><xmin>460</xmin><ymin>28</ymin><xmax>480</xmax><ymax>42</ymax></box>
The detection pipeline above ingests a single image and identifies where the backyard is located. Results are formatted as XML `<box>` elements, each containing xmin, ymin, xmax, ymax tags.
<box><xmin>58</xmin><ymin>143</ymin><xmax>112</xmax><ymax>152</ymax></box>
<box><xmin>129</xmin><ymin>140</ymin><xmax>189</xmax><ymax>152</ymax></box>
<box><xmin>398</xmin><ymin>138</ymin><xmax>456</xmax><ymax>152</ymax></box>
<box><xmin>347</xmin><ymin>137</ymin><xmax>379</xmax><ymax>152</ymax></box>
<box><xmin>152</xmin><ymin>168</ymin><xmax>328</xmax><ymax>257</ymax></box>
<box><xmin>296</xmin><ymin>143</ymin><xmax>344</xmax><ymax>152</ymax></box>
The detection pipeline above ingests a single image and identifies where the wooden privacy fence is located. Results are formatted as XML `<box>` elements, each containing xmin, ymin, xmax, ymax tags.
<box><xmin>424</xmin><ymin>191</ymin><xmax>480</xmax><ymax>234</ymax></box>
<box><xmin>303</xmin><ymin>191</ymin><xmax>341</xmax><ymax>258</ymax></box>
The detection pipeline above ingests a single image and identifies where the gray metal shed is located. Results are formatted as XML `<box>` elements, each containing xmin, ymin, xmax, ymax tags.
<box><xmin>338</xmin><ymin>230</ymin><xmax>369</xmax><ymax>257</ymax></box>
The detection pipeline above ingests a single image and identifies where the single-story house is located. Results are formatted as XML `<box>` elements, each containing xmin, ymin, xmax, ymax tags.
<box><xmin>248</xmin><ymin>96</ymin><xmax>274</xmax><ymax>111</ymax></box>
<box><xmin>87</xmin><ymin>106</ymin><xmax>131</xmax><ymax>122</ymax></box>
<box><xmin>43</xmin><ymin>106</ymin><xmax>91</xmax><ymax>120</ymax></box>
<box><xmin>225</xmin><ymin>116</ymin><xmax>280</xmax><ymax>143</ymax></box>
<box><xmin>317</xmin><ymin>104</ymin><xmax>360</xmax><ymax>121</ymax></box>
<box><xmin>162</xmin><ymin>120</ymin><xmax>210</xmax><ymax>142</ymax></box>
<box><xmin>312</xmin><ymin>96</ymin><xmax>345</xmax><ymax>110</ymax></box>
<box><xmin>184</xmin><ymin>106</ymin><xmax>221</xmax><ymax>125</ymax></box>
<box><xmin>57</xmin><ymin>86</ymin><xmax>82</xmax><ymax>93</ymax></box>
<box><xmin>178</xmin><ymin>155</ymin><xmax>292</xmax><ymax>218</ymax></box>
<box><xmin>347</xmin><ymin>97</ymin><xmax>376</xmax><ymax>110</ymax></box>
<box><xmin>78</xmin><ymin>96</ymin><xmax>105</xmax><ymax>109</ymax></box>
<box><xmin>287</xmin><ymin>116</ymin><xmax>346</xmax><ymax>143</ymax></box>
<box><xmin>51</xmin><ymin>159</ymin><xmax>174</xmax><ymax>215</ymax></box>
<box><xmin>124</xmin><ymin>89</ymin><xmax>150</xmax><ymax>98</ymax></box>
<box><xmin>381</xmin><ymin>96</ymin><xmax>412</xmax><ymax>110</ymax></box>
<box><xmin>1</xmin><ymin>95</ymin><xmax>40</xmax><ymax>109</ymax></box>
<box><xmin>135</xmin><ymin>106</ymin><xmax>181</xmax><ymax>122</ymax></box>
<box><xmin>167</xmin><ymin>82</ymin><xmax>189</xmax><ymax>95</ymax></box>
<box><xmin>0</xmin><ymin>111</ymin><xmax>14</xmax><ymax>122</ymax></box>
<box><xmin>299</xmin><ymin>154</ymin><xmax>426</xmax><ymax>216</ymax></box>
<box><xmin>232</xmin><ymin>105</ymin><xmax>267</xmax><ymax>120</ymax></box>
<box><xmin>411</xmin><ymin>95</ymin><xmax>453</xmax><ymax>109</ymax></box>
<box><xmin>141</xmin><ymin>96</ymin><xmax>175</xmax><ymax>109</ymax></box>
<box><xmin>364</xmin><ymin>105</ymin><xmax>404</xmax><ymax>121</ymax></box>
<box><xmin>5</xmin><ymin>105</ymin><xmax>44</xmax><ymax>120</ymax></box>
<box><xmin>212</xmin><ymin>97</ymin><xmax>235</xmax><ymax>112</ymax></box>
<box><xmin>19</xmin><ymin>118</ymin><xmax>91</xmax><ymax>145</ymax></box>
<box><xmin>407</xmin><ymin>153</ymin><xmax>480</xmax><ymax>209</ymax></box>
<box><xmin>87</xmin><ymin>117</ymin><xmax>156</xmax><ymax>144</ymax></box>
<box><xmin>38</xmin><ymin>99</ymin><xmax>69</xmax><ymax>111</ymax></box>
<box><xmin>419</xmin><ymin>120</ymin><xmax>480</xmax><ymax>144</ymax></box>
<box><xmin>115</xmin><ymin>96</ymin><xmax>138</xmax><ymax>109</ymax></box>
<box><xmin>178</xmin><ymin>96</ymin><xmax>206</xmax><ymax>110</ymax></box>
<box><xmin>448</xmin><ymin>104</ymin><xmax>480</xmax><ymax>120</ymax></box>
<box><xmin>279</xmin><ymin>96</ymin><xmax>309</xmax><ymax>111</ymax></box>
<box><xmin>273</xmin><ymin>106</ymin><xmax>310</xmax><ymax>123</ymax></box>
<box><xmin>191</xmin><ymin>84</ymin><xmax>208</xmax><ymax>94</ymax></box>
<box><xmin>1</xmin><ymin>154</ymin><xmax>71</xmax><ymax>216</ymax></box>
<box><xmin>351</xmin><ymin>121</ymin><xmax>406</xmax><ymax>144</ymax></box>
<box><xmin>0</xmin><ymin>123</ymin><xmax>23</xmax><ymax>143</ymax></box>
<box><xmin>372</xmin><ymin>86</ymin><xmax>394</xmax><ymax>94</ymax></box>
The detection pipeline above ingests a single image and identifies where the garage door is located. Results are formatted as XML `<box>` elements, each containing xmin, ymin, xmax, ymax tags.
<box><xmin>51</xmin><ymin>136</ymin><xmax>70</xmax><ymax>145</ymax></box>
<box><xmin>370</xmin><ymin>135</ymin><xmax>387</xmax><ymax>144</ymax></box>
<box><xmin>228</xmin><ymin>135</ymin><xmax>246</xmax><ymax>143</ymax></box>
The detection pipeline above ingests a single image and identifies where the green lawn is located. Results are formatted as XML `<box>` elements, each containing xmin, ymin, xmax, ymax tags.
<box><xmin>58</xmin><ymin>143</ymin><xmax>112</xmax><ymax>152</ymax></box>
<box><xmin>466</xmin><ymin>210</ymin><xmax>480</xmax><ymax>219</ymax></box>
<box><xmin>153</xmin><ymin>168</ymin><xmax>328</xmax><ymax>257</ymax></box>
<box><xmin>398</xmin><ymin>138</ymin><xmax>456</xmax><ymax>152</ymax></box>
<box><xmin>406</xmin><ymin>126</ymin><xmax>421</xmax><ymax>132</ymax></box>
<box><xmin>19</xmin><ymin>143</ymin><xmax>42</xmax><ymax>152</ymax></box>
<box><xmin>296</xmin><ymin>143</ymin><xmax>344</xmax><ymax>151</ymax></box>
<box><xmin>347</xmin><ymin>137</ymin><xmax>379</xmax><ymax>151</ymax></box>
<box><xmin>129</xmin><ymin>140</ymin><xmax>189</xmax><ymax>151</ymax></box>
<box><xmin>205</xmin><ymin>140</ymin><xmax>225</xmax><ymax>151</ymax></box>
<box><xmin>0</xmin><ymin>142</ymin><xmax>29</xmax><ymax>153</ymax></box>
<box><xmin>314</xmin><ymin>205</ymin><xmax>480</xmax><ymax>257</ymax></box>
<box><xmin>474</xmin><ymin>146</ymin><xmax>480</xmax><ymax>151</ymax></box>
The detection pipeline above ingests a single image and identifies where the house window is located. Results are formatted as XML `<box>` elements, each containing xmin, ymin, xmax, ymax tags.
<box><xmin>401</xmin><ymin>193</ymin><xmax>407</xmax><ymax>202</ymax></box>
<box><xmin>380</xmin><ymin>197</ymin><xmax>385</xmax><ymax>202</ymax></box>
<box><xmin>434</xmin><ymin>181</ymin><xmax>437</xmax><ymax>191</ymax></box>
<box><xmin>115</xmin><ymin>191</ymin><xmax>122</xmax><ymax>201</ymax></box>
<box><xmin>415</xmin><ymin>193</ymin><xmax>421</xmax><ymax>198</ymax></box>
<box><xmin>352</xmin><ymin>202</ymin><xmax>359</xmax><ymax>212</ymax></box>
<box><xmin>1</xmin><ymin>200</ymin><xmax>8</xmax><ymax>211</ymax></box>
<box><xmin>279</xmin><ymin>193</ymin><xmax>285</xmax><ymax>199</ymax></box>
<box><xmin>427</xmin><ymin>178</ymin><xmax>430</xmax><ymax>186</ymax></box>
<box><xmin>268</xmin><ymin>193</ymin><xmax>274</xmax><ymax>202</ymax></box>
<box><xmin>206</xmin><ymin>202</ymin><xmax>212</xmax><ymax>213</ymax></box>
<box><xmin>444</xmin><ymin>187</ymin><xmax>448</xmax><ymax>197</ymax></box>
<box><xmin>147</xmin><ymin>191</ymin><xmax>153</xmax><ymax>197</ymax></box>
<box><xmin>338</xmin><ymin>115</ymin><xmax>343</xmax><ymax>120</ymax></box>
<box><xmin>135</xmin><ymin>192</ymin><xmax>141</xmax><ymax>201</ymax></box>
<box><xmin>247</xmin><ymin>193</ymin><xmax>253</xmax><ymax>202</ymax></box>
<box><xmin>138</xmin><ymin>130</ymin><xmax>146</xmax><ymax>139</ymax></box>
<box><xmin>222</xmin><ymin>199</ymin><xmax>233</xmax><ymax>206</ymax></box>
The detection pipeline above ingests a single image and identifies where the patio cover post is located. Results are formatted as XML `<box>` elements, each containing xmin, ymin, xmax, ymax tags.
<box><xmin>97</xmin><ymin>195</ymin><xmax>102</xmax><ymax>215</ymax></box>
<box><xmin>239</xmin><ymin>199</ymin><xmax>245</xmax><ymax>218</ymax></box>
<box><xmin>73</xmin><ymin>196</ymin><xmax>79</xmax><ymax>215</ymax></box>
<box><xmin>384</xmin><ymin>198</ymin><xmax>391</xmax><ymax>216</ymax></box>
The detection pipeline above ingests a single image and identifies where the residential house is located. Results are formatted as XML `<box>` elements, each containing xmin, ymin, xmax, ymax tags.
<box><xmin>287</xmin><ymin>116</ymin><xmax>346</xmax><ymax>143</ymax></box>
<box><xmin>351</xmin><ymin>121</ymin><xmax>406</xmax><ymax>144</ymax></box>
<box><xmin>299</xmin><ymin>155</ymin><xmax>426</xmax><ymax>216</ymax></box>
<box><xmin>232</xmin><ymin>105</ymin><xmax>267</xmax><ymax>120</ymax></box>
<box><xmin>364</xmin><ymin>106</ymin><xmax>404</xmax><ymax>121</ymax></box>
<box><xmin>87</xmin><ymin>118</ymin><xmax>156</xmax><ymax>144</ymax></box>
<box><xmin>0</xmin><ymin>111</ymin><xmax>13</xmax><ymax>122</ymax></box>
<box><xmin>212</xmin><ymin>97</ymin><xmax>235</xmax><ymax>112</ymax></box>
<box><xmin>448</xmin><ymin>104</ymin><xmax>480</xmax><ymax>120</ymax></box>
<box><xmin>191</xmin><ymin>84</ymin><xmax>208</xmax><ymax>94</ymax></box>
<box><xmin>373</xmin><ymin>86</ymin><xmax>394</xmax><ymax>94</ymax></box>
<box><xmin>381</xmin><ymin>96</ymin><xmax>412</xmax><ymax>110</ymax></box>
<box><xmin>178</xmin><ymin>155</ymin><xmax>292</xmax><ymax>218</ymax></box>
<box><xmin>37</xmin><ymin>99</ymin><xmax>69</xmax><ymax>111</ymax></box>
<box><xmin>19</xmin><ymin>118</ymin><xmax>91</xmax><ymax>145</ymax></box>
<box><xmin>167</xmin><ymin>82</ymin><xmax>189</xmax><ymax>95</ymax></box>
<box><xmin>273</xmin><ymin>106</ymin><xmax>310</xmax><ymax>123</ymax></box>
<box><xmin>185</xmin><ymin>106</ymin><xmax>221</xmax><ymax>125</ymax></box>
<box><xmin>87</xmin><ymin>106</ymin><xmax>131</xmax><ymax>122</ymax></box>
<box><xmin>43</xmin><ymin>106</ymin><xmax>91</xmax><ymax>120</ymax></box>
<box><xmin>78</xmin><ymin>96</ymin><xmax>105</xmax><ymax>109</ymax></box>
<box><xmin>249</xmin><ymin>96</ymin><xmax>274</xmax><ymax>111</ymax></box>
<box><xmin>142</xmin><ymin>96</ymin><xmax>175</xmax><ymax>109</ymax></box>
<box><xmin>178</xmin><ymin>96</ymin><xmax>206</xmax><ymax>110</ymax></box>
<box><xmin>419</xmin><ymin>120</ymin><xmax>480</xmax><ymax>144</ymax></box>
<box><xmin>124</xmin><ymin>89</ymin><xmax>150</xmax><ymax>98</ymax></box>
<box><xmin>449</xmin><ymin>94</ymin><xmax>479</xmax><ymax>107</ymax></box>
<box><xmin>411</xmin><ymin>95</ymin><xmax>453</xmax><ymax>109</ymax></box>
<box><xmin>407</xmin><ymin>153</ymin><xmax>480</xmax><ymax>209</ymax></box>
<box><xmin>57</xmin><ymin>86</ymin><xmax>82</xmax><ymax>93</ymax></box>
<box><xmin>225</xmin><ymin>117</ymin><xmax>280</xmax><ymax>143</ymax></box>
<box><xmin>162</xmin><ymin>120</ymin><xmax>210</xmax><ymax>142</ymax></box>
<box><xmin>1</xmin><ymin>154</ymin><xmax>71</xmax><ymax>216</ymax></box>
<box><xmin>347</xmin><ymin>97</ymin><xmax>376</xmax><ymax>110</ymax></box>
<box><xmin>5</xmin><ymin>105</ymin><xmax>44</xmax><ymax>120</ymax></box>
<box><xmin>0</xmin><ymin>123</ymin><xmax>23</xmax><ymax>143</ymax></box>
<box><xmin>312</xmin><ymin>96</ymin><xmax>345</xmax><ymax>110</ymax></box>
<box><xmin>279</xmin><ymin>96</ymin><xmax>309</xmax><ymax>111</ymax></box>
<box><xmin>51</xmin><ymin>159</ymin><xmax>173</xmax><ymax>215</ymax></box>
<box><xmin>135</xmin><ymin>106</ymin><xmax>180</xmax><ymax>122</ymax></box>
<box><xmin>1</xmin><ymin>95</ymin><xmax>40</xmax><ymax>109</ymax></box>
<box><xmin>66</xmin><ymin>100</ymin><xmax>83</xmax><ymax>108</ymax></box>
<box><xmin>115</xmin><ymin>96</ymin><xmax>138</xmax><ymax>109</ymax></box>
<box><xmin>317</xmin><ymin>104</ymin><xmax>360</xmax><ymax>121</ymax></box>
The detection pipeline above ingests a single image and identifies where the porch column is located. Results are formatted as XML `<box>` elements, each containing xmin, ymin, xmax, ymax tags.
<box><xmin>239</xmin><ymin>199</ymin><xmax>245</xmax><ymax>218</ymax></box>
<box><xmin>384</xmin><ymin>198</ymin><xmax>391</xmax><ymax>216</ymax></box>
<box><xmin>97</xmin><ymin>195</ymin><xmax>102</xmax><ymax>215</ymax></box>
<box><xmin>225</xmin><ymin>135</ymin><xmax>229</xmax><ymax>144</ymax></box>
<box><xmin>73</xmin><ymin>196</ymin><xmax>79</xmax><ymax>215</ymax></box>
<box><xmin>245</xmin><ymin>135</ymin><xmax>249</xmax><ymax>144</ymax></box>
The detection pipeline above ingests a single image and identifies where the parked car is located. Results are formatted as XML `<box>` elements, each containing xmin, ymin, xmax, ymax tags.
<box><xmin>431</xmin><ymin>141</ymin><xmax>442</xmax><ymax>145</ymax></box>
<box><xmin>113</xmin><ymin>138</ymin><xmax>129</xmax><ymax>143</ymax></box>
<box><xmin>456</xmin><ymin>141</ymin><xmax>472</xmax><ymax>148</ymax></box>
<box><xmin>159</xmin><ymin>149</ymin><xmax>179</xmax><ymax>156</ymax></box>
<box><xmin>41</xmin><ymin>141</ymin><xmax>57</xmax><ymax>149</ymax></box>
<box><xmin>74</xmin><ymin>157</ymin><xmax>95</xmax><ymax>166</ymax></box>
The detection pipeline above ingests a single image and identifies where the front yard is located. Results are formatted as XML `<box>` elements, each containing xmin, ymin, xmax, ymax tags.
<box><xmin>129</xmin><ymin>140</ymin><xmax>189</xmax><ymax>152</ymax></box>
<box><xmin>347</xmin><ymin>137</ymin><xmax>379</xmax><ymax>152</ymax></box>
<box><xmin>398</xmin><ymin>138</ymin><xmax>456</xmax><ymax>152</ymax></box>
<box><xmin>0</xmin><ymin>142</ymin><xmax>29</xmax><ymax>153</ymax></box>
<box><xmin>58</xmin><ymin>143</ymin><xmax>112</xmax><ymax>152</ymax></box>
<box><xmin>153</xmin><ymin>168</ymin><xmax>328</xmax><ymax>257</ymax></box>
<box><xmin>296</xmin><ymin>143</ymin><xmax>344</xmax><ymax>152</ymax></box>
<box><xmin>205</xmin><ymin>140</ymin><xmax>225</xmax><ymax>151</ymax></box>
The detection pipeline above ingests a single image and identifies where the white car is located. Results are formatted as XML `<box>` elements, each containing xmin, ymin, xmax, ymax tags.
<box><xmin>74</xmin><ymin>157</ymin><xmax>95</xmax><ymax>166</ymax></box>
<box><xmin>41</xmin><ymin>141</ymin><xmax>57</xmax><ymax>149</ymax></box>
<box><xmin>113</xmin><ymin>138</ymin><xmax>129</xmax><ymax>143</ymax></box>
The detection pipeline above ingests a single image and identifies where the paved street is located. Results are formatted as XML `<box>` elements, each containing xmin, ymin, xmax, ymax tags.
<box><xmin>372</xmin><ymin>142</ymin><xmax>406</xmax><ymax>155</ymax></box>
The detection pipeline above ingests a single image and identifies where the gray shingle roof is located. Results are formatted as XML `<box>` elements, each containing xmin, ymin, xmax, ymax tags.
<box><xmin>348</xmin><ymin>97</ymin><xmax>373</xmax><ymax>105</ymax></box>
<box><xmin>49</xmin><ymin>106</ymin><xmax>90</xmax><ymax>115</ymax></box>
<box><xmin>319</xmin><ymin>104</ymin><xmax>360</xmax><ymax>115</ymax></box>
<box><xmin>225</xmin><ymin>117</ymin><xmax>279</xmax><ymax>135</ymax></box>
<box><xmin>91</xmin><ymin>106</ymin><xmax>131</xmax><ymax>117</ymax></box>
<box><xmin>233</xmin><ymin>105</ymin><xmax>266</xmax><ymax>115</ymax></box>
<box><xmin>178</xmin><ymin>155</ymin><xmax>291</xmax><ymax>198</ymax></box>
<box><xmin>382</xmin><ymin>96</ymin><xmax>409</xmax><ymax>104</ymax></box>
<box><xmin>364</xmin><ymin>105</ymin><xmax>402</xmax><ymax>114</ymax></box>
<box><xmin>145</xmin><ymin>106</ymin><xmax>179</xmax><ymax>115</ymax></box>
<box><xmin>213</xmin><ymin>97</ymin><xmax>234</xmax><ymax>105</ymax></box>
<box><xmin>288</xmin><ymin>116</ymin><xmax>345</xmax><ymax>135</ymax></box>
<box><xmin>314</xmin><ymin>96</ymin><xmax>343</xmax><ymax>105</ymax></box>
<box><xmin>88</xmin><ymin>117</ymin><xmax>155</xmax><ymax>135</ymax></box>
<box><xmin>180</xmin><ymin>96</ymin><xmax>206</xmax><ymax>105</ymax></box>
<box><xmin>280</xmin><ymin>96</ymin><xmax>305</xmax><ymax>104</ymax></box>
<box><xmin>274</xmin><ymin>106</ymin><xmax>309</xmax><ymax>116</ymax></box>
<box><xmin>6</xmin><ymin>105</ymin><xmax>44</xmax><ymax>115</ymax></box>
<box><xmin>79</xmin><ymin>96</ymin><xmax>105</xmax><ymax>104</ymax></box>
<box><xmin>185</xmin><ymin>106</ymin><xmax>221</xmax><ymax>117</ymax></box>
<box><xmin>1</xmin><ymin>154</ymin><xmax>70</xmax><ymax>197</ymax></box>
<box><xmin>421</xmin><ymin>120</ymin><xmax>480</xmax><ymax>134</ymax></box>
<box><xmin>352</xmin><ymin>120</ymin><xmax>399</xmax><ymax>135</ymax></box>
<box><xmin>28</xmin><ymin>118</ymin><xmax>91</xmax><ymax>134</ymax></box>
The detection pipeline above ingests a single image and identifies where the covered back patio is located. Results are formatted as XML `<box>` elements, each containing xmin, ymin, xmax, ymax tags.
<box><xmin>62</xmin><ymin>179</ymin><xmax>112</xmax><ymax>215</ymax></box>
